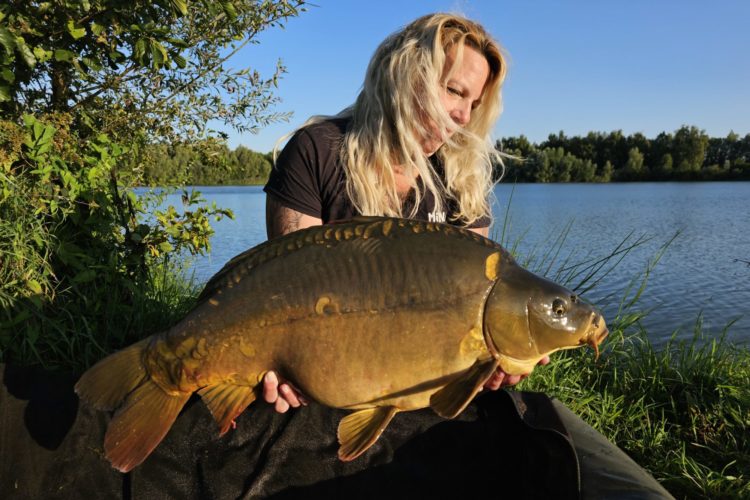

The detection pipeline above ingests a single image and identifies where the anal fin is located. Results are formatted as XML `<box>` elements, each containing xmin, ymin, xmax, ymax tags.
<box><xmin>337</xmin><ymin>406</ymin><xmax>398</xmax><ymax>461</ymax></box>
<box><xmin>430</xmin><ymin>358</ymin><xmax>499</xmax><ymax>419</ymax></box>
<box><xmin>197</xmin><ymin>383</ymin><xmax>257</xmax><ymax>435</ymax></box>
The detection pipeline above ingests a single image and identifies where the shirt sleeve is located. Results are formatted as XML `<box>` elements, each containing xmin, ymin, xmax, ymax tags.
<box><xmin>263</xmin><ymin>129</ymin><xmax>323</xmax><ymax>218</ymax></box>
<box><xmin>468</xmin><ymin>214</ymin><xmax>492</xmax><ymax>229</ymax></box>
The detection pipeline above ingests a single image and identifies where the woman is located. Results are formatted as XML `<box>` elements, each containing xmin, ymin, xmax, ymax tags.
<box><xmin>262</xmin><ymin>13</ymin><xmax>549</xmax><ymax>412</ymax></box>
<box><xmin>261</xmin><ymin>13</ymin><xmax>672</xmax><ymax>498</ymax></box>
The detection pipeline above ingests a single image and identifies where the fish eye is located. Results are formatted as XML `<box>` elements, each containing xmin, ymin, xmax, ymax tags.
<box><xmin>552</xmin><ymin>298</ymin><xmax>567</xmax><ymax>317</ymax></box>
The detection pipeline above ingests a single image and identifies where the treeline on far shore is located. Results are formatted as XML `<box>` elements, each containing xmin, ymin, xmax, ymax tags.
<box><xmin>496</xmin><ymin>126</ymin><xmax>750</xmax><ymax>182</ymax></box>
<box><xmin>140</xmin><ymin>125</ymin><xmax>749</xmax><ymax>186</ymax></box>
<box><xmin>141</xmin><ymin>141</ymin><xmax>274</xmax><ymax>186</ymax></box>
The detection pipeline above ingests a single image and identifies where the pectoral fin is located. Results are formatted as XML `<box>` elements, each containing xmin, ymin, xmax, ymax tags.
<box><xmin>197</xmin><ymin>383</ymin><xmax>257</xmax><ymax>435</ymax></box>
<box><xmin>430</xmin><ymin>358</ymin><xmax>499</xmax><ymax>419</ymax></box>
<box><xmin>337</xmin><ymin>406</ymin><xmax>398</xmax><ymax>461</ymax></box>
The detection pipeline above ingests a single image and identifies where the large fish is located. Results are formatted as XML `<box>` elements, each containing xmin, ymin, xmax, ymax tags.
<box><xmin>75</xmin><ymin>216</ymin><xmax>608</xmax><ymax>472</ymax></box>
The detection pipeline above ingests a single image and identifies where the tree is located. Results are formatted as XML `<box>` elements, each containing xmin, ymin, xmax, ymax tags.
<box><xmin>1</xmin><ymin>0</ymin><xmax>305</xmax><ymax>150</ymax></box>
<box><xmin>597</xmin><ymin>160</ymin><xmax>614</xmax><ymax>182</ymax></box>
<box><xmin>656</xmin><ymin>153</ymin><xmax>673</xmax><ymax>179</ymax></box>
<box><xmin>570</xmin><ymin>158</ymin><xmax>596</xmax><ymax>182</ymax></box>
<box><xmin>498</xmin><ymin>135</ymin><xmax>534</xmax><ymax>157</ymax></box>
<box><xmin>672</xmin><ymin>125</ymin><xmax>708</xmax><ymax>177</ymax></box>
<box><xmin>618</xmin><ymin>147</ymin><xmax>646</xmax><ymax>181</ymax></box>
<box><xmin>524</xmin><ymin>150</ymin><xmax>553</xmax><ymax>183</ymax></box>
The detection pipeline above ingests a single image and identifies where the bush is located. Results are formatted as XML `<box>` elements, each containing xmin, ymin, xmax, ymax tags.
<box><xmin>0</xmin><ymin>114</ymin><xmax>231</xmax><ymax>371</ymax></box>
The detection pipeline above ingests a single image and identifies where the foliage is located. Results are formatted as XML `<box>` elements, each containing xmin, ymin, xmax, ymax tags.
<box><xmin>142</xmin><ymin>141</ymin><xmax>272</xmax><ymax>186</ymax></box>
<box><xmin>0</xmin><ymin>1</ymin><xmax>305</xmax><ymax>369</ymax></box>
<box><xmin>0</xmin><ymin>114</ymin><xmax>231</xmax><ymax>370</ymax></box>
<box><xmin>498</xmin><ymin>126</ymin><xmax>750</xmax><ymax>182</ymax></box>
<box><xmin>1</xmin><ymin>0</ymin><xmax>305</xmax><ymax>147</ymax></box>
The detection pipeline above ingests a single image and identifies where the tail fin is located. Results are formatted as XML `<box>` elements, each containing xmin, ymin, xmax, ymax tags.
<box><xmin>75</xmin><ymin>338</ymin><xmax>151</xmax><ymax>411</ymax></box>
<box><xmin>75</xmin><ymin>338</ymin><xmax>190</xmax><ymax>472</ymax></box>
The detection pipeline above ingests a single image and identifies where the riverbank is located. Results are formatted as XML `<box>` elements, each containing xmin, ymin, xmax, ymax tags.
<box><xmin>519</xmin><ymin>323</ymin><xmax>749</xmax><ymax>499</ymax></box>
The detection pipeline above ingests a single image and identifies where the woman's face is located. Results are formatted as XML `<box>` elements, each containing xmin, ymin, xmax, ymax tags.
<box><xmin>420</xmin><ymin>45</ymin><xmax>490</xmax><ymax>155</ymax></box>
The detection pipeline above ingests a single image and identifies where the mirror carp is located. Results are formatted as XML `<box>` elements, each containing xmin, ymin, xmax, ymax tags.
<box><xmin>75</xmin><ymin>216</ymin><xmax>608</xmax><ymax>472</ymax></box>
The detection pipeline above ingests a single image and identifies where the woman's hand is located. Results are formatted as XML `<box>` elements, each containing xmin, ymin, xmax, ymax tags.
<box><xmin>482</xmin><ymin>355</ymin><xmax>550</xmax><ymax>390</ymax></box>
<box><xmin>262</xmin><ymin>371</ymin><xmax>308</xmax><ymax>413</ymax></box>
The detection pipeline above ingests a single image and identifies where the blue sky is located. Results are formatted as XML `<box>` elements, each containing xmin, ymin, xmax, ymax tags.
<box><xmin>223</xmin><ymin>1</ymin><xmax>750</xmax><ymax>153</ymax></box>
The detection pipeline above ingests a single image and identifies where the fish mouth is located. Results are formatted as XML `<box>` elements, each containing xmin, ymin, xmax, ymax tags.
<box><xmin>583</xmin><ymin>314</ymin><xmax>609</xmax><ymax>360</ymax></box>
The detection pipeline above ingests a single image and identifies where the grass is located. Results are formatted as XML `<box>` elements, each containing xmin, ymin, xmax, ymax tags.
<box><xmin>0</xmin><ymin>254</ymin><xmax>200</xmax><ymax>372</ymax></box>
<box><xmin>494</xmin><ymin>200</ymin><xmax>750</xmax><ymax>500</ymax></box>
<box><xmin>520</xmin><ymin>320</ymin><xmax>749</xmax><ymax>499</ymax></box>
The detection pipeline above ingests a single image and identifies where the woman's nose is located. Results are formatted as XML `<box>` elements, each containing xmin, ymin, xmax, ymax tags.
<box><xmin>451</xmin><ymin>103</ymin><xmax>471</xmax><ymax>126</ymax></box>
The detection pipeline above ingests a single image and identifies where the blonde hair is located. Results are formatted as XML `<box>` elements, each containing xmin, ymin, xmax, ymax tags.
<box><xmin>278</xmin><ymin>13</ymin><xmax>507</xmax><ymax>225</ymax></box>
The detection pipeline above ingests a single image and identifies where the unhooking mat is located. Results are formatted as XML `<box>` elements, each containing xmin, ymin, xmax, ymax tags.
<box><xmin>0</xmin><ymin>364</ymin><xmax>673</xmax><ymax>499</ymax></box>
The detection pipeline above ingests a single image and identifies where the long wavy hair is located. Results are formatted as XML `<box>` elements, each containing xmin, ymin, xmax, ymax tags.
<box><xmin>279</xmin><ymin>13</ymin><xmax>507</xmax><ymax>225</ymax></box>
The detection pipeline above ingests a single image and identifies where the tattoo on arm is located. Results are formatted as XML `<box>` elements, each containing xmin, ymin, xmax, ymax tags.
<box><xmin>266</xmin><ymin>196</ymin><xmax>316</xmax><ymax>239</ymax></box>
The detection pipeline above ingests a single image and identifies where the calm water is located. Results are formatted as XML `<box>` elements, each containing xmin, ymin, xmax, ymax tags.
<box><xmin>153</xmin><ymin>182</ymin><xmax>750</xmax><ymax>346</ymax></box>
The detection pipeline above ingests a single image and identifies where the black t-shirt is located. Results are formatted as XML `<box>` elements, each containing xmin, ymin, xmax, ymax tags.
<box><xmin>264</xmin><ymin>118</ymin><xmax>489</xmax><ymax>228</ymax></box>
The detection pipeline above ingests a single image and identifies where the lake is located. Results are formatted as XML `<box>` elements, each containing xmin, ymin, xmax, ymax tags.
<box><xmin>150</xmin><ymin>182</ymin><xmax>750</xmax><ymax>347</ymax></box>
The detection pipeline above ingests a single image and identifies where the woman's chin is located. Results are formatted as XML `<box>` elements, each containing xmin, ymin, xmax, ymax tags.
<box><xmin>421</xmin><ymin>140</ymin><xmax>444</xmax><ymax>156</ymax></box>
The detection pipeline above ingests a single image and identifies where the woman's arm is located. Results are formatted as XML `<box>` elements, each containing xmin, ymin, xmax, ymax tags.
<box><xmin>266</xmin><ymin>195</ymin><xmax>322</xmax><ymax>239</ymax></box>
<box><xmin>468</xmin><ymin>226</ymin><xmax>489</xmax><ymax>238</ymax></box>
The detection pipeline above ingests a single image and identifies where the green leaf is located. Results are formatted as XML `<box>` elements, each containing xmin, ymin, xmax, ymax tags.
<box><xmin>170</xmin><ymin>0</ymin><xmax>188</xmax><ymax>16</ymax></box>
<box><xmin>66</xmin><ymin>20</ymin><xmax>87</xmax><ymax>40</ymax></box>
<box><xmin>158</xmin><ymin>241</ymin><xmax>174</xmax><ymax>253</ymax></box>
<box><xmin>0</xmin><ymin>68</ymin><xmax>14</xmax><ymax>83</ymax></box>
<box><xmin>0</xmin><ymin>85</ymin><xmax>9</xmax><ymax>102</ymax></box>
<box><xmin>222</xmin><ymin>2</ymin><xmax>238</xmax><ymax>19</ymax></box>
<box><xmin>15</xmin><ymin>38</ymin><xmax>36</xmax><ymax>67</ymax></box>
<box><xmin>33</xmin><ymin>121</ymin><xmax>43</xmax><ymax>139</ymax></box>
<box><xmin>82</xmin><ymin>57</ymin><xmax>102</xmax><ymax>71</ymax></box>
<box><xmin>40</xmin><ymin>124</ymin><xmax>56</xmax><ymax>143</ymax></box>
<box><xmin>33</xmin><ymin>46</ymin><xmax>52</xmax><ymax>63</ymax></box>
<box><xmin>167</xmin><ymin>37</ymin><xmax>190</xmax><ymax>48</ymax></box>
<box><xmin>134</xmin><ymin>38</ymin><xmax>146</xmax><ymax>64</ymax></box>
<box><xmin>172</xmin><ymin>53</ymin><xmax>187</xmax><ymax>69</ymax></box>
<box><xmin>71</xmin><ymin>57</ymin><xmax>86</xmax><ymax>75</ymax></box>
<box><xmin>26</xmin><ymin>279</ymin><xmax>43</xmax><ymax>295</ymax></box>
<box><xmin>108</xmin><ymin>49</ymin><xmax>125</xmax><ymax>62</ymax></box>
<box><xmin>72</xmin><ymin>269</ymin><xmax>97</xmax><ymax>284</ymax></box>
<box><xmin>91</xmin><ymin>23</ymin><xmax>104</xmax><ymax>36</ymax></box>
<box><xmin>150</xmin><ymin>41</ymin><xmax>167</xmax><ymax>68</ymax></box>
<box><xmin>0</xmin><ymin>27</ymin><xmax>17</xmax><ymax>55</ymax></box>
<box><xmin>54</xmin><ymin>49</ymin><xmax>75</xmax><ymax>62</ymax></box>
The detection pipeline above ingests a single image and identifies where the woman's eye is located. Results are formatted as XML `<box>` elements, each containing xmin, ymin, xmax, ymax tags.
<box><xmin>552</xmin><ymin>298</ymin><xmax>567</xmax><ymax>316</ymax></box>
<box><xmin>448</xmin><ymin>87</ymin><xmax>461</xmax><ymax>96</ymax></box>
